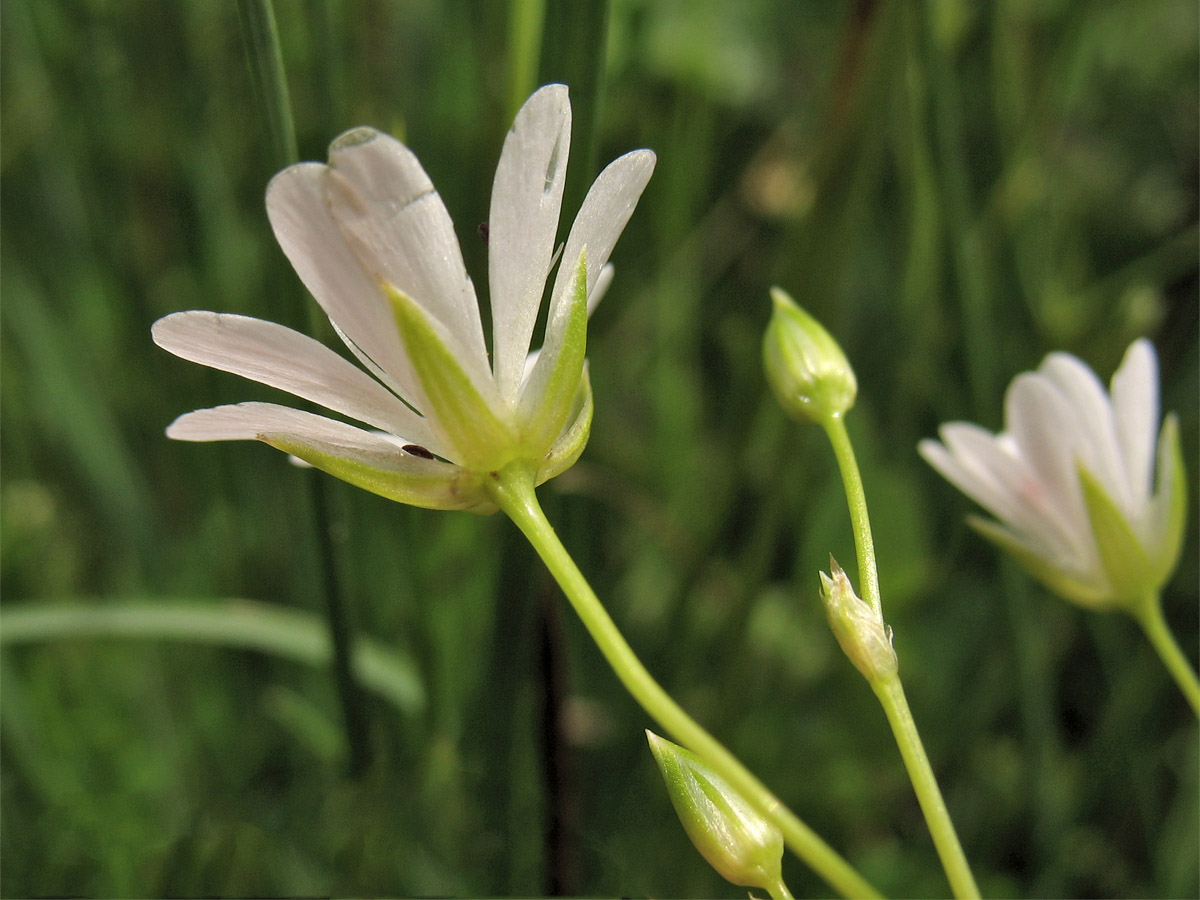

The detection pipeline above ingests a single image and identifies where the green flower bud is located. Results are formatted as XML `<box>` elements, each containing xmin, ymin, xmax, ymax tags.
<box><xmin>646</xmin><ymin>730</ymin><xmax>786</xmax><ymax>893</ymax></box>
<box><xmin>820</xmin><ymin>558</ymin><xmax>897</xmax><ymax>683</ymax></box>
<box><xmin>762</xmin><ymin>287</ymin><xmax>857</xmax><ymax>425</ymax></box>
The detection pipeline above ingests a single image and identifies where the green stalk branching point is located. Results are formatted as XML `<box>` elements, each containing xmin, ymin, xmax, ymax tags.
<box><xmin>485</xmin><ymin>463</ymin><xmax>882</xmax><ymax>900</ymax></box>
<box><xmin>819</xmin><ymin>417</ymin><xmax>980</xmax><ymax>899</ymax></box>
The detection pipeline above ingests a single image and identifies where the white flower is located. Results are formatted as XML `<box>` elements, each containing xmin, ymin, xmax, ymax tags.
<box><xmin>919</xmin><ymin>339</ymin><xmax>1187</xmax><ymax>610</ymax></box>
<box><xmin>153</xmin><ymin>85</ymin><xmax>654</xmax><ymax>512</ymax></box>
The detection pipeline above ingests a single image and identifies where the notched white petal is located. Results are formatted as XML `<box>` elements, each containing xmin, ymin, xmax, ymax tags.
<box><xmin>1110</xmin><ymin>338</ymin><xmax>1158</xmax><ymax>513</ymax></box>
<box><xmin>165</xmin><ymin>402</ymin><xmax>411</xmax><ymax>447</ymax></box>
<box><xmin>489</xmin><ymin>83</ymin><xmax>572</xmax><ymax>401</ymax></box>
<box><xmin>548</xmin><ymin>148</ymin><xmax>656</xmax><ymax>317</ymax></box>
<box><xmin>324</xmin><ymin>127</ymin><xmax>487</xmax><ymax>368</ymax></box>
<box><xmin>1039</xmin><ymin>352</ymin><xmax>1127</xmax><ymax>510</ymax></box>
<box><xmin>152</xmin><ymin>311</ymin><xmax>438</xmax><ymax>450</ymax></box>
<box><xmin>266</xmin><ymin>163</ymin><xmax>413</xmax><ymax>394</ymax></box>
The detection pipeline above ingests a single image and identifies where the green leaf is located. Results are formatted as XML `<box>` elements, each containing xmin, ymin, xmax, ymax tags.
<box><xmin>267</xmin><ymin>435</ymin><xmax>493</xmax><ymax>512</ymax></box>
<box><xmin>385</xmin><ymin>283</ymin><xmax>516</xmax><ymax>471</ymax></box>
<box><xmin>536</xmin><ymin>366</ymin><xmax>593</xmax><ymax>485</ymax></box>
<box><xmin>1151</xmin><ymin>413</ymin><xmax>1188</xmax><ymax>588</ymax></box>
<box><xmin>519</xmin><ymin>248</ymin><xmax>589</xmax><ymax>455</ymax></box>
<box><xmin>0</xmin><ymin>601</ymin><xmax>425</xmax><ymax>716</ymax></box>
<box><xmin>1078</xmin><ymin>462</ymin><xmax>1154</xmax><ymax>608</ymax></box>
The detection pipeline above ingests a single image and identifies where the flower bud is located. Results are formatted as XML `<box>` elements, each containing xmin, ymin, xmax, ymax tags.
<box><xmin>762</xmin><ymin>286</ymin><xmax>857</xmax><ymax>425</ymax></box>
<box><xmin>820</xmin><ymin>558</ymin><xmax>897</xmax><ymax>682</ymax></box>
<box><xmin>646</xmin><ymin>731</ymin><xmax>786</xmax><ymax>892</ymax></box>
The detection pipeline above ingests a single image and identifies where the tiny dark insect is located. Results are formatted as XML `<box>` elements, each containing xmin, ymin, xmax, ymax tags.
<box><xmin>477</xmin><ymin>222</ymin><xmax>489</xmax><ymax>246</ymax></box>
<box><xmin>402</xmin><ymin>444</ymin><xmax>435</xmax><ymax>460</ymax></box>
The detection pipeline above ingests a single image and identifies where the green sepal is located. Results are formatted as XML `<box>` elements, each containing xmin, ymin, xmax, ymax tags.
<box><xmin>265</xmin><ymin>434</ymin><xmax>495</xmax><ymax>513</ymax></box>
<box><xmin>385</xmin><ymin>283</ymin><xmax>516</xmax><ymax>471</ymax></box>
<box><xmin>1078</xmin><ymin>462</ymin><xmax>1155</xmax><ymax>609</ymax></box>
<box><xmin>519</xmin><ymin>249</ymin><xmax>588</xmax><ymax>456</ymax></box>
<box><xmin>967</xmin><ymin>515</ymin><xmax>1111</xmax><ymax>610</ymax></box>
<box><xmin>535</xmin><ymin>366</ymin><xmax>593</xmax><ymax>486</ymax></box>
<box><xmin>1151</xmin><ymin>413</ymin><xmax>1187</xmax><ymax>588</ymax></box>
<box><xmin>646</xmin><ymin>730</ymin><xmax>785</xmax><ymax>892</ymax></box>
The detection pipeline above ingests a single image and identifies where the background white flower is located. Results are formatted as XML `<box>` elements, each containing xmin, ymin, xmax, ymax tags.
<box><xmin>919</xmin><ymin>339</ymin><xmax>1187</xmax><ymax>610</ymax></box>
<box><xmin>152</xmin><ymin>85</ymin><xmax>655</xmax><ymax>511</ymax></box>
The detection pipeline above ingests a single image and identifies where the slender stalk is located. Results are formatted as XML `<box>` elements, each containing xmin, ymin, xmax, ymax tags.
<box><xmin>824</xmin><ymin>415</ymin><xmax>881</xmax><ymax>617</ymax></box>
<box><xmin>507</xmin><ymin>0</ymin><xmax>546</xmax><ymax>120</ymax></box>
<box><xmin>1134</xmin><ymin>595</ymin><xmax>1200</xmax><ymax>717</ymax></box>
<box><xmin>237</xmin><ymin>0</ymin><xmax>370</xmax><ymax>774</ymax></box>
<box><xmin>536</xmin><ymin>0</ymin><xmax>610</xmax><ymax>221</ymax></box>
<box><xmin>820</xmin><ymin>415</ymin><xmax>980</xmax><ymax>898</ymax></box>
<box><xmin>768</xmin><ymin>878</ymin><xmax>796</xmax><ymax>900</ymax></box>
<box><xmin>871</xmin><ymin>677</ymin><xmax>980</xmax><ymax>899</ymax></box>
<box><xmin>236</xmin><ymin>0</ymin><xmax>298</xmax><ymax>169</ymax></box>
<box><xmin>486</xmin><ymin>464</ymin><xmax>882</xmax><ymax>900</ymax></box>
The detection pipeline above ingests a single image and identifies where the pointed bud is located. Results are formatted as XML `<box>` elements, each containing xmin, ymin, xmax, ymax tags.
<box><xmin>646</xmin><ymin>731</ymin><xmax>786</xmax><ymax>892</ymax></box>
<box><xmin>763</xmin><ymin>287</ymin><xmax>857</xmax><ymax>425</ymax></box>
<box><xmin>820</xmin><ymin>558</ymin><xmax>897</xmax><ymax>682</ymax></box>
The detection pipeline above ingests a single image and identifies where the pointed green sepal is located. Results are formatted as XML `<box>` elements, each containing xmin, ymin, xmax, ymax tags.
<box><xmin>385</xmin><ymin>282</ymin><xmax>517</xmax><ymax>471</ymax></box>
<box><xmin>1078</xmin><ymin>462</ymin><xmax>1156</xmax><ymax>609</ymax></box>
<box><xmin>519</xmin><ymin>248</ymin><xmax>589</xmax><ymax>456</ymax></box>
<box><xmin>1151</xmin><ymin>413</ymin><xmax>1187</xmax><ymax>589</ymax></box>
<box><xmin>536</xmin><ymin>366</ymin><xmax>593</xmax><ymax>486</ymax></box>
<box><xmin>819</xmin><ymin>558</ymin><xmax>897</xmax><ymax>683</ymax></box>
<box><xmin>265</xmin><ymin>434</ymin><xmax>495</xmax><ymax>512</ymax></box>
<box><xmin>966</xmin><ymin>514</ymin><xmax>1111</xmax><ymax>610</ymax></box>
<box><xmin>646</xmin><ymin>731</ymin><xmax>787</xmax><ymax>893</ymax></box>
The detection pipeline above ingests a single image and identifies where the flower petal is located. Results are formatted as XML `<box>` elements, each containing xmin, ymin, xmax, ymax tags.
<box><xmin>265</xmin><ymin>163</ymin><xmax>417</xmax><ymax>401</ymax></box>
<box><xmin>323</xmin><ymin>127</ymin><xmax>488</xmax><ymax>369</ymax></box>
<box><xmin>967</xmin><ymin>514</ymin><xmax>1109</xmax><ymax>607</ymax></box>
<box><xmin>489</xmin><ymin>84</ymin><xmax>571</xmax><ymax>402</ymax></box>
<box><xmin>925</xmin><ymin>423</ymin><xmax>1086</xmax><ymax>565</ymax></box>
<box><xmin>1038</xmin><ymin>352</ymin><xmax>1129</xmax><ymax>513</ymax></box>
<box><xmin>588</xmin><ymin>263</ymin><xmax>614</xmax><ymax>316</ymax></box>
<box><xmin>165</xmin><ymin>402</ymin><xmax>487</xmax><ymax>511</ymax></box>
<box><xmin>1004</xmin><ymin>373</ymin><xmax>1092</xmax><ymax>547</ymax></box>
<box><xmin>1110</xmin><ymin>338</ymin><xmax>1158</xmax><ymax>516</ymax></box>
<box><xmin>545</xmin><ymin>149</ymin><xmax>656</xmax><ymax>330</ymax></box>
<box><xmin>152</xmin><ymin>311</ymin><xmax>439</xmax><ymax>452</ymax></box>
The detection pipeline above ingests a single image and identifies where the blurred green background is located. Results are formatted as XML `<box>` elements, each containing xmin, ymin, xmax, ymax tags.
<box><xmin>2</xmin><ymin>0</ymin><xmax>1197</xmax><ymax>897</ymax></box>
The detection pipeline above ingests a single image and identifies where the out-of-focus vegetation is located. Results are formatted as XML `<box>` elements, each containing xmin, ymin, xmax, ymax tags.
<box><xmin>2</xmin><ymin>1</ymin><xmax>1196</xmax><ymax>897</ymax></box>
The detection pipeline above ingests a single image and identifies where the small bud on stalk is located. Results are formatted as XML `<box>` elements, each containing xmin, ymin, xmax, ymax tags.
<box><xmin>762</xmin><ymin>287</ymin><xmax>857</xmax><ymax>426</ymax></box>
<box><xmin>820</xmin><ymin>558</ymin><xmax>897</xmax><ymax>683</ymax></box>
<box><xmin>646</xmin><ymin>731</ymin><xmax>788</xmax><ymax>895</ymax></box>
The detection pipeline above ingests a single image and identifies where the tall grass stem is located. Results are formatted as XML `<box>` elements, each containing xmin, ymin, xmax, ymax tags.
<box><xmin>236</xmin><ymin>0</ymin><xmax>370</xmax><ymax>775</ymax></box>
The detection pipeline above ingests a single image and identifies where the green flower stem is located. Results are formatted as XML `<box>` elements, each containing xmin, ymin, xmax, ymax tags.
<box><xmin>823</xmin><ymin>415</ymin><xmax>881</xmax><ymax>616</ymax></box>
<box><xmin>487</xmin><ymin>463</ymin><xmax>882</xmax><ymax>900</ymax></box>
<box><xmin>1134</xmin><ymin>594</ymin><xmax>1200</xmax><ymax>717</ymax></box>
<box><xmin>820</xmin><ymin>414</ymin><xmax>980</xmax><ymax>899</ymax></box>
<box><xmin>871</xmin><ymin>675</ymin><xmax>980</xmax><ymax>899</ymax></box>
<box><xmin>768</xmin><ymin>879</ymin><xmax>796</xmax><ymax>900</ymax></box>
